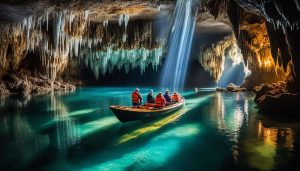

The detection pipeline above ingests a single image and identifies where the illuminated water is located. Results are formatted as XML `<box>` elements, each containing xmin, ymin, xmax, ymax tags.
<box><xmin>0</xmin><ymin>87</ymin><xmax>300</xmax><ymax>171</ymax></box>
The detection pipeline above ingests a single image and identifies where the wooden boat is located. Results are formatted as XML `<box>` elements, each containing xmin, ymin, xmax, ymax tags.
<box><xmin>110</xmin><ymin>99</ymin><xmax>185</xmax><ymax>123</ymax></box>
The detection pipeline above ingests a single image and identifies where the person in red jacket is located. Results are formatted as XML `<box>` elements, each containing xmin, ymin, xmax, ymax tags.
<box><xmin>171</xmin><ymin>92</ymin><xmax>182</xmax><ymax>103</ymax></box>
<box><xmin>155</xmin><ymin>92</ymin><xmax>166</xmax><ymax>108</ymax></box>
<box><xmin>132</xmin><ymin>88</ymin><xmax>143</xmax><ymax>107</ymax></box>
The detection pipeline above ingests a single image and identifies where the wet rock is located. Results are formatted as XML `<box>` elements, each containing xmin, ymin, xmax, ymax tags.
<box><xmin>254</xmin><ymin>80</ymin><xmax>300</xmax><ymax>114</ymax></box>
<box><xmin>254</xmin><ymin>81</ymin><xmax>287</xmax><ymax>102</ymax></box>
<box><xmin>254</xmin><ymin>84</ymin><xmax>274</xmax><ymax>102</ymax></box>
<box><xmin>253</xmin><ymin>85</ymin><xmax>263</xmax><ymax>93</ymax></box>
<box><xmin>226</xmin><ymin>83</ymin><xmax>239</xmax><ymax>92</ymax></box>
<box><xmin>216</xmin><ymin>83</ymin><xmax>247</xmax><ymax>92</ymax></box>
<box><xmin>0</xmin><ymin>81</ymin><xmax>9</xmax><ymax>95</ymax></box>
<box><xmin>257</xmin><ymin>93</ymin><xmax>300</xmax><ymax>114</ymax></box>
<box><xmin>0</xmin><ymin>71</ymin><xmax>75</xmax><ymax>96</ymax></box>
<box><xmin>19</xmin><ymin>80</ymin><xmax>32</xmax><ymax>95</ymax></box>
<box><xmin>216</xmin><ymin>87</ymin><xmax>226</xmax><ymax>92</ymax></box>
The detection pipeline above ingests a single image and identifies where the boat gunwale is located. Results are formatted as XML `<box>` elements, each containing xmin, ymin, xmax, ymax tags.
<box><xmin>110</xmin><ymin>100</ymin><xmax>185</xmax><ymax>113</ymax></box>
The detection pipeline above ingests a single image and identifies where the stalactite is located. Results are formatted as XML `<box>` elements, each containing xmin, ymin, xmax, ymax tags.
<box><xmin>295</xmin><ymin>0</ymin><xmax>300</xmax><ymax>12</ymax></box>
<box><xmin>198</xmin><ymin>34</ymin><xmax>245</xmax><ymax>82</ymax></box>
<box><xmin>84</xmin><ymin>42</ymin><xmax>165</xmax><ymax>79</ymax></box>
<box><xmin>119</xmin><ymin>14</ymin><xmax>130</xmax><ymax>43</ymax></box>
<box><xmin>0</xmin><ymin>6</ymin><xmax>167</xmax><ymax>81</ymax></box>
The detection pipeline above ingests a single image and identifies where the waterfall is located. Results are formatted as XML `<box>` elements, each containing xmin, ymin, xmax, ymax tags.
<box><xmin>160</xmin><ymin>0</ymin><xmax>197</xmax><ymax>91</ymax></box>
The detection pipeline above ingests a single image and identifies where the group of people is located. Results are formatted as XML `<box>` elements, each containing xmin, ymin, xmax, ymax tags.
<box><xmin>132</xmin><ymin>88</ymin><xmax>183</xmax><ymax>108</ymax></box>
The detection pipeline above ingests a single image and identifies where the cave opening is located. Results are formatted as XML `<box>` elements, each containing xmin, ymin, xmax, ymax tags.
<box><xmin>217</xmin><ymin>57</ymin><xmax>246</xmax><ymax>87</ymax></box>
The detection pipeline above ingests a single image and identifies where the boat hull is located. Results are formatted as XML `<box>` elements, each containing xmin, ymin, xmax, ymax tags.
<box><xmin>110</xmin><ymin>100</ymin><xmax>185</xmax><ymax>123</ymax></box>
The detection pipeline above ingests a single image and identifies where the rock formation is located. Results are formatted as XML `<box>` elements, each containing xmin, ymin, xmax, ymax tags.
<box><xmin>198</xmin><ymin>34</ymin><xmax>247</xmax><ymax>82</ymax></box>
<box><xmin>203</xmin><ymin>0</ymin><xmax>300</xmax><ymax>112</ymax></box>
<box><xmin>0</xmin><ymin>0</ymin><xmax>173</xmax><ymax>95</ymax></box>
<box><xmin>216</xmin><ymin>83</ymin><xmax>247</xmax><ymax>92</ymax></box>
<box><xmin>0</xmin><ymin>0</ymin><xmax>300</xmax><ymax>113</ymax></box>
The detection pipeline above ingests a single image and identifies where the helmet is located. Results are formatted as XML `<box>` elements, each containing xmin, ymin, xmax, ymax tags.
<box><xmin>135</xmin><ymin>88</ymin><xmax>140</xmax><ymax>92</ymax></box>
<box><xmin>165</xmin><ymin>89</ymin><xmax>170</xmax><ymax>94</ymax></box>
<box><xmin>149</xmin><ymin>89</ymin><xmax>153</xmax><ymax>94</ymax></box>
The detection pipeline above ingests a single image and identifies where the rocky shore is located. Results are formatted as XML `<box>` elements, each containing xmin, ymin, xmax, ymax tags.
<box><xmin>254</xmin><ymin>81</ymin><xmax>300</xmax><ymax>114</ymax></box>
<box><xmin>216</xmin><ymin>83</ymin><xmax>247</xmax><ymax>92</ymax></box>
<box><xmin>0</xmin><ymin>71</ymin><xmax>76</xmax><ymax>96</ymax></box>
<box><xmin>216</xmin><ymin>81</ymin><xmax>300</xmax><ymax>115</ymax></box>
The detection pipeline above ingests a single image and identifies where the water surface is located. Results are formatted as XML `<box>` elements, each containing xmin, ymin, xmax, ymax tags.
<box><xmin>0</xmin><ymin>87</ymin><xmax>299</xmax><ymax>171</ymax></box>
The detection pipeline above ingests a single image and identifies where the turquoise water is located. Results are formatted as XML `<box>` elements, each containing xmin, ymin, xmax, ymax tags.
<box><xmin>0</xmin><ymin>87</ymin><xmax>299</xmax><ymax>171</ymax></box>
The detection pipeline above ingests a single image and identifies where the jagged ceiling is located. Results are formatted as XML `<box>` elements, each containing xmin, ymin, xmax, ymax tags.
<box><xmin>0</xmin><ymin>0</ymin><xmax>235</xmax><ymax>80</ymax></box>
<box><xmin>0</xmin><ymin>0</ymin><xmax>178</xmax><ymax>80</ymax></box>
<box><xmin>201</xmin><ymin>0</ymin><xmax>300</xmax><ymax>90</ymax></box>
<box><xmin>0</xmin><ymin>0</ymin><xmax>299</xmax><ymax>92</ymax></box>
<box><xmin>0</xmin><ymin>0</ymin><xmax>174</xmax><ymax>23</ymax></box>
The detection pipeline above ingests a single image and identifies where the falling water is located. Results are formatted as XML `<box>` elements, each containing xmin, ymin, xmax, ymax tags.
<box><xmin>160</xmin><ymin>0</ymin><xmax>197</xmax><ymax>91</ymax></box>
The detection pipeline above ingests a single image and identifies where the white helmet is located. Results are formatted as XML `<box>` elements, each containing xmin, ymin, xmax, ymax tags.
<box><xmin>135</xmin><ymin>88</ymin><xmax>140</xmax><ymax>92</ymax></box>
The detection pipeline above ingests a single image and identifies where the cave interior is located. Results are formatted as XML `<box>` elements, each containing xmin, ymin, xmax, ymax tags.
<box><xmin>0</xmin><ymin>0</ymin><xmax>300</xmax><ymax>112</ymax></box>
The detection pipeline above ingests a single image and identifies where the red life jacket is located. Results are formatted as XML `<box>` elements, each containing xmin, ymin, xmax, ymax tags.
<box><xmin>155</xmin><ymin>95</ymin><xmax>166</xmax><ymax>107</ymax></box>
<box><xmin>132</xmin><ymin>91</ymin><xmax>140</xmax><ymax>103</ymax></box>
<box><xmin>172</xmin><ymin>93</ymin><xmax>181</xmax><ymax>102</ymax></box>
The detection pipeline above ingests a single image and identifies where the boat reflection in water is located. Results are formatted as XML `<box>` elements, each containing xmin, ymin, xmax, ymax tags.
<box><xmin>116</xmin><ymin>93</ymin><xmax>214</xmax><ymax>144</ymax></box>
<box><xmin>117</xmin><ymin>108</ymin><xmax>188</xmax><ymax>144</ymax></box>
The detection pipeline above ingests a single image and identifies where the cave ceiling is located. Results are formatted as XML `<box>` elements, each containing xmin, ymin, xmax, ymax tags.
<box><xmin>0</xmin><ymin>0</ymin><xmax>299</xmax><ymax>91</ymax></box>
<box><xmin>0</xmin><ymin>0</ymin><xmax>233</xmax><ymax>33</ymax></box>
<box><xmin>0</xmin><ymin>0</ymin><xmax>175</xmax><ymax>23</ymax></box>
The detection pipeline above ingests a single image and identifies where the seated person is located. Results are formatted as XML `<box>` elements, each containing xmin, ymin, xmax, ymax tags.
<box><xmin>163</xmin><ymin>90</ymin><xmax>172</xmax><ymax>105</ymax></box>
<box><xmin>132</xmin><ymin>88</ymin><xmax>143</xmax><ymax>107</ymax></box>
<box><xmin>155</xmin><ymin>92</ymin><xmax>166</xmax><ymax>108</ymax></box>
<box><xmin>171</xmin><ymin>92</ymin><xmax>182</xmax><ymax>102</ymax></box>
<box><xmin>147</xmin><ymin>89</ymin><xmax>155</xmax><ymax>103</ymax></box>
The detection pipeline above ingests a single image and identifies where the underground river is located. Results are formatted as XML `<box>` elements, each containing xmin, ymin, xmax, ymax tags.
<box><xmin>0</xmin><ymin>87</ymin><xmax>299</xmax><ymax>171</ymax></box>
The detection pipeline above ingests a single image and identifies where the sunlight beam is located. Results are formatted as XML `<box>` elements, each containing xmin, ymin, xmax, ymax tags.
<box><xmin>160</xmin><ymin>0</ymin><xmax>197</xmax><ymax>91</ymax></box>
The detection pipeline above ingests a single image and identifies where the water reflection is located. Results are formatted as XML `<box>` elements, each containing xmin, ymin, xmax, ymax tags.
<box><xmin>207</xmin><ymin>92</ymin><xmax>296</xmax><ymax>170</ymax></box>
<box><xmin>47</xmin><ymin>92</ymin><xmax>81</xmax><ymax>157</ymax></box>
<box><xmin>79</xmin><ymin>116</ymin><xmax>119</xmax><ymax>135</ymax></box>
<box><xmin>0</xmin><ymin>98</ymin><xmax>49</xmax><ymax>170</ymax></box>
<box><xmin>117</xmin><ymin>108</ymin><xmax>187</xmax><ymax>144</ymax></box>
<box><xmin>84</xmin><ymin>124</ymin><xmax>201</xmax><ymax>171</ymax></box>
<box><xmin>241</xmin><ymin>120</ymin><xmax>295</xmax><ymax>171</ymax></box>
<box><xmin>0</xmin><ymin>88</ymin><xmax>299</xmax><ymax>171</ymax></box>
<box><xmin>208</xmin><ymin>92</ymin><xmax>248</xmax><ymax>143</ymax></box>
